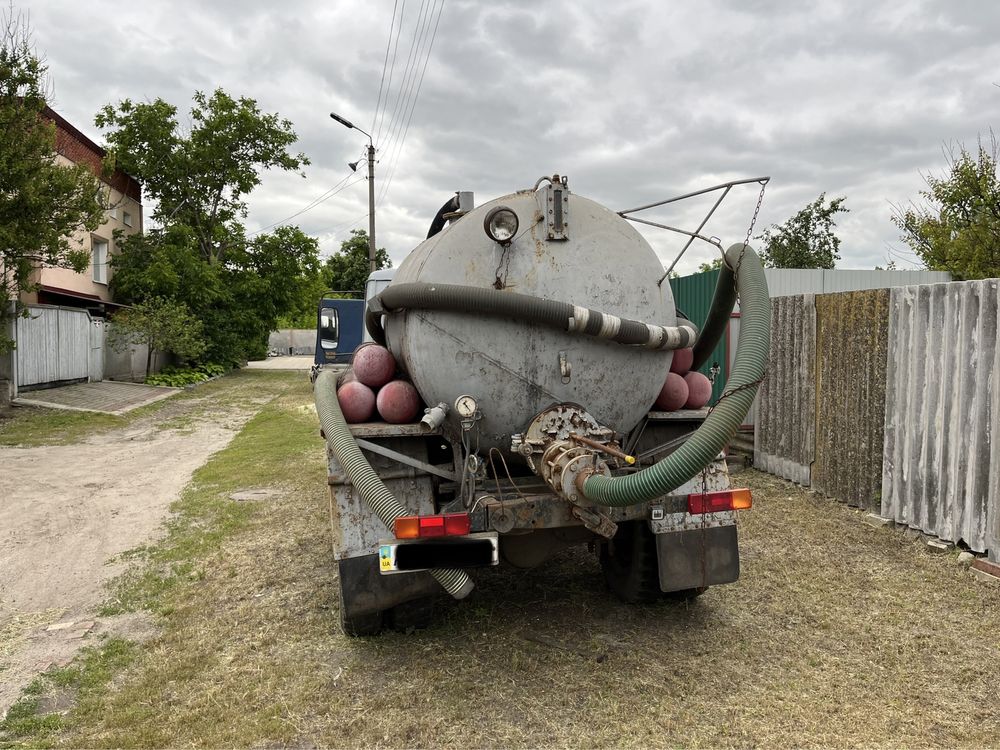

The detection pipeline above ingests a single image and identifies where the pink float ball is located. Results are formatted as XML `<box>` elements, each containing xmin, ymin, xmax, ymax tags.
<box><xmin>353</xmin><ymin>344</ymin><xmax>396</xmax><ymax>388</ymax></box>
<box><xmin>376</xmin><ymin>380</ymin><xmax>422</xmax><ymax>424</ymax></box>
<box><xmin>337</xmin><ymin>381</ymin><xmax>375</xmax><ymax>423</ymax></box>
<box><xmin>669</xmin><ymin>347</ymin><xmax>694</xmax><ymax>375</ymax></box>
<box><xmin>655</xmin><ymin>372</ymin><xmax>690</xmax><ymax>411</ymax></box>
<box><xmin>683</xmin><ymin>371</ymin><xmax>713</xmax><ymax>409</ymax></box>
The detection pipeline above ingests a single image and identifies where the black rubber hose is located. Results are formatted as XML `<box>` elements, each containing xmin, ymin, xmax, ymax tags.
<box><xmin>426</xmin><ymin>196</ymin><xmax>460</xmax><ymax>239</ymax></box>
<box><xmin>370</xmin><ymin>282</ymin><xmax>697</xmax><ymax>351</ymax></box>
<box><xmin>690</xmin><ymin>262</ymin><xmax>737</xmax><ymax>371</ymax></box>
<box><xmin>365</xmin><ymin>305</ymin><xmax>386</xmax><ymax>346</ymax></box>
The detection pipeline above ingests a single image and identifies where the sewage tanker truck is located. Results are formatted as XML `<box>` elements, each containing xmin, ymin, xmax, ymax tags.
<box><xmin>314</xmin><ymin>174</ymin><xmax>771</xmax><ymax>635</ymax></box>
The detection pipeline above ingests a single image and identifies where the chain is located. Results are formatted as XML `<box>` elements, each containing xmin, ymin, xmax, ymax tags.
<box><xmin>730</xmin><ymin>179</ymin><xmax>768</xmax><ymax>293</ymax></box>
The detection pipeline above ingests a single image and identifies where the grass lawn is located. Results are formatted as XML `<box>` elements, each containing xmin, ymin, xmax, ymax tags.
<box><xmin>2</xmin><ymin>370</ymin><xmax>998</xmax><ymax>748</ymax></box>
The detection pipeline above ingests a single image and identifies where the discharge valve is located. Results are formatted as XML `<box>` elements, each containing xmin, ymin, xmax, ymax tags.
<box><xmin>511</xmin><ymin>404</ymin><xmax>633</xmax><ymax>538</ymax></box>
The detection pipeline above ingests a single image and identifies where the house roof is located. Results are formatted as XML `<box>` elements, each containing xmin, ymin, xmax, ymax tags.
<box><xmin>43</xmin><ymin>106</ymin><xmax>142</xmax><ymax>203</ymax></box>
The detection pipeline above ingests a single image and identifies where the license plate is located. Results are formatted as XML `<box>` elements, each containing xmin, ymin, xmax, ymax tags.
<box><xmin>378</xmin><ymin>532</ymin><xmax>499</xmax><ymax>574</ymax></box>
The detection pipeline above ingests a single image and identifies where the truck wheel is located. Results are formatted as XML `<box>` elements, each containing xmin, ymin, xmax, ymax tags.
<box><xmin>600</xmin><ymin>520</ymin><xmax>663</xmax><ymax>603</ymax></box>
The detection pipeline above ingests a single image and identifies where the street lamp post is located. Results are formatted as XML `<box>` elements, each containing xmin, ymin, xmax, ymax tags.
<box><xmin>330</xmin><ymin>112</ymin><xmax>377</xmax><ymax>274</ymax></box>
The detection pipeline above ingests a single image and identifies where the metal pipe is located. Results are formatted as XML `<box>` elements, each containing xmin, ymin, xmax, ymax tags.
<box><xmin>420</xmin><ymin>402</ymin><xmax>449</xmax><ymax>432</ymax></box>
<box><xmin>568</xmin><ymin>433</ymin><xmax>636</xmax><ymax>465</ymax></box>
<box><xmin>618</xmin><ymin>176</ymin><xmax>770</xmax><ymax>215</ymax></box>
<box><xmin>659</xmin><ymin>185</ymin><xmax>732</xmax><ymax>284</ymax></box>
<box><xmin>621</xmin><ymin>216</ymin><xmax>722</xmax><ymax>248</ymax></box>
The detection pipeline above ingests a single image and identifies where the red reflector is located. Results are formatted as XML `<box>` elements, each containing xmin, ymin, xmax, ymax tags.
<box><xmin>444</xmin><ymin>513</ymin><xmax>471</xmax><ymax>536</ymax></box>
<box><xmin>419</xmin><ymin>515</ymin><xmax>446</xmax><ymax>537</ymax></box>
<box><xmin>687</xmin><ymin>489</ymin><xmax>752</xmax><ymax>514</ymax></box>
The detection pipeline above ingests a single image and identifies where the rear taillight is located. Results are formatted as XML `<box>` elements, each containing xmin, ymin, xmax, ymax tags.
<box><xmin>394</xmin><ymin>512</ymin><xmax>472</xmax><ymax>539</ymax></box>
<box><xmin>687</xmin><ymin>488</ymin><xmax>752</xmax><ymax>514</ymax></box>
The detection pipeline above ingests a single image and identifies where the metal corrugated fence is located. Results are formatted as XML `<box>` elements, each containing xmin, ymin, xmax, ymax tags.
<box><xmin>881</xmin><ymin>280</ymin><xmax>999</xmax><ymax>555</ymax></box>
<box><xmin>755</xmin><ymin>295</ymin><xmax>815</xmax><ymax>485</ymax></box>
<box><xmin>670</xmin><ymin>269</ymin><xmax>728</xmax><ymax>404</ymax></box>
<box><xmin>812</xmin><ymin>290</ymin><xmax>889</xmax><ymax>510</ymax></box>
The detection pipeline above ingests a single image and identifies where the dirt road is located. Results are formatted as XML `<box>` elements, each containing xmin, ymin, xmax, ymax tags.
<box><xmin>0</xmin><ymin>378</ymin><xmax>276</xmax><ymax>715</ymax></box>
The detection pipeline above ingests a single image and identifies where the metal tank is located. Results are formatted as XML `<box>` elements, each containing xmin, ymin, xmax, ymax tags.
<box><xmin>384</xmin><ymin>177</ymin><xmax>676</xmax><ymax>451</ymax></box>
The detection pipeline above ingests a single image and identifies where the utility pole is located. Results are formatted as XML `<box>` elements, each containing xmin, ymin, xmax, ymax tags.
<box><xmin>366</xmin><ymin>141</ymin><xmax>376</xmax><ymax>274</ymax></box>
<box><xmin>330</xmin><ymin>111</ymin><xmax>377</xmax><ymax>273</ymax></box>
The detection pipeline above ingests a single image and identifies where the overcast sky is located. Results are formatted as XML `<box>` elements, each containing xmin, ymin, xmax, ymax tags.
<box><xmin>30</xmin><ymin>0</ymin><xmax>1000</xmax><ymax>273</ymax></box>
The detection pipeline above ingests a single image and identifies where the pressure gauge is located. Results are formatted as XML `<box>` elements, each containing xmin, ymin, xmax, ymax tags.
<box><xmin>454</xmin><ymin>395</ymin><xmax>478</xmax><ymax>418</ymax></box>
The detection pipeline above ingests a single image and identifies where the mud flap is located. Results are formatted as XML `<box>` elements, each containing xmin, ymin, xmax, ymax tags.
<box><xmin>655</xmin><ymin>525</ymin><xmax>740</xmax><ymax>592</ymax></box>
<box><xmin>338</xmin><ymin>554</ymin><xmax>441</xmax><ymax>618</ymax></box>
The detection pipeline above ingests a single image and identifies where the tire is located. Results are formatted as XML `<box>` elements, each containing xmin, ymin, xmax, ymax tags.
<box><xmin>600</xmin><ymin>520</ymin><xmax>663</xmax><ymax>603</ymax></box>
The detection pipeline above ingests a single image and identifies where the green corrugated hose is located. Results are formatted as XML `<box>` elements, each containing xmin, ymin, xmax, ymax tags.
<box><xmin>582</xmin><ymin>243</ymin><xmax>771</xmax><ymax>506</ymax></box>
<box><xmin>314</xmin><ymin>369</ymin><xmax>474</xmax><ymax>599</ymax></box>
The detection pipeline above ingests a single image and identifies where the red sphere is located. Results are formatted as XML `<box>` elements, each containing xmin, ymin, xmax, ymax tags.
<box><xmin>376</xmin><ymin>380</ymin><xmax>422</xmax><ymax>424</ymax></box>
<box><xmin>669</xmin><ymin>347</ymin><xmax>694</xmax><ymax>375</ymax></box>
<box><xmin>337</xmin><ymin>381</ymin><xmax>375</xmax><ymax>423</ymax></box>
<box><xmin>683</xmin><ymin>371</ymin><xmax>713</xmax><ymax>409</ymax></box>
<box><xmin>353</xmin><ymin>344</ymin><xmax>397</xmax><ymax>388</ymax></box>
<box><xmin>655</xmin><ymin>372</ymin><xmax>690</xmax><ymax>411</ymax></box>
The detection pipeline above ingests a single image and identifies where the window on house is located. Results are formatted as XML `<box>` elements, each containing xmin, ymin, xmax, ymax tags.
<box><xmin>109</xmin><ymin>206</ymin><xmax>119</xmax><ymax>220</ymax></box>
<box><xmin>92</xmin><ymin>237</ymin><xmax>109</xmax><ymax>284</ymax></box>
<box><xmin>122</xmin><ymin>211</ymin><xmax>133</xmax><ymax>227</ymax></box>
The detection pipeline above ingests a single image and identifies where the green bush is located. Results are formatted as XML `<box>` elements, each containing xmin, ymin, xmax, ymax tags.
<box><xmin>145</xmin><ymin>363</ymin><xmax>226</xmax><ymax>388</ymax></box>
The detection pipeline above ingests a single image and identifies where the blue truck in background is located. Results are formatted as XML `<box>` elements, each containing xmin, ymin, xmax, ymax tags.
<box><xmin>314</xmin><ymin>269</ymin><xmax>396</xmax><ymax>365</ymax></box>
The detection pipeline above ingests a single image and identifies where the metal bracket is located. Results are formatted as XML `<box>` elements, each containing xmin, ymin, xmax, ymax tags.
<box><xmin>354</xmin><ymin>438</ymin><xmax>458</xmax><ymax>482</ymax></box>
<box><xmin>571</xmin><ymin>505</ymin><xmax>618</xmax><ymax>539</ymax></box>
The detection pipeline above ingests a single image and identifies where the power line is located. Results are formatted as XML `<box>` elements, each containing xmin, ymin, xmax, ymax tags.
<box><xmin>375</xmin><ymin>0</ymin><xmax>406</xmax><ymax>145</ymax></box>
<box><xmin>378</xmin><ymin>0</ymin><xmax>432</xmax><ymax>163</ymax></box>
<box><xmin>248</xmin><ymin>171</ymin><xmax>364</xmax><ymax>237</ymax></box>
<box><xmin>371</xmin><ymin>0</ymin><xmax>400</xmax><ymax>136</ymax></box>
<box><xmin>378</xmin><ymin>0</ymin><xmax>444</xmax><ymax>205</ymax></box>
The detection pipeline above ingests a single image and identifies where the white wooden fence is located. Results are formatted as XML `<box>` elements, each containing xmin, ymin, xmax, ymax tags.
<box><xmin>1</xmin><ymin>304</ymin><xmax>160</xmax><ymax>399</ymax></box>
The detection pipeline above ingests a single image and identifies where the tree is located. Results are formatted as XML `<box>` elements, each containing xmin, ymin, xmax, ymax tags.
<box><xmin>96</xmin><ymin>89</ymin><xmax>308</xmax><ymax>263</ymax></box>
<box><xmin>98</xmin><ymin>89</ymin><xmax>314</xmax><ymax>363</ymax></box>
<box><xmin>323</xmin><ymin>229</ymin><xmax>391</xmax><ymax>294</ymax></box>
<box><xmin>0</xmin><ymin>7</ymin><xmax>104</xmax><ymax>351</ymax></box>
<box><xmin>757</xmin><ymin>193</ymin><xmax>848</xmax><ymax>269</ymax></box>
<box><xmin>108</xmin><ymin>297</ymin><xmax>206</xmax><ymax>378</ymax></box>
<box><xmin>698</xmin><ymin>258</ymin><xmax>723</xmax><ymax>273</ymax></box>
<box><xmin>891</xmin><ymin>137</ymin><xmax>1000</xmax><ymax>281</ymax></box>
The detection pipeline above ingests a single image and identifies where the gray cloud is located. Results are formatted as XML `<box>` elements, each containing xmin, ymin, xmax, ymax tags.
<box><xmin>29</xmin><ymin>0</ymin><xmax>1000</xmax><ymax>274</ymax></box>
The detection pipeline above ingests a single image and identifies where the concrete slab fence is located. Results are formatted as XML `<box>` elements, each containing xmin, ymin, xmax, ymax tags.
<box><xmin>755</xmin><ymin>279</ymin><xmax>999</xmax><ymax>562</ymax></box>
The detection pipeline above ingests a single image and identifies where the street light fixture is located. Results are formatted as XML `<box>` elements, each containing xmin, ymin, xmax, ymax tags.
<box><xmin>330</xmin><ymin>111</ymin><xmax>377</xmax><ymax>273</ymax></box>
